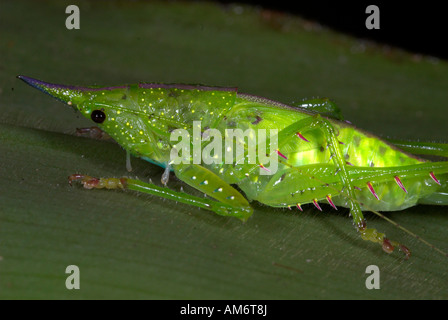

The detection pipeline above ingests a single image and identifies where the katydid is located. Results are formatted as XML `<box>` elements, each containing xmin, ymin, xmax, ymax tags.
<box><xmin>18</xmin><ymin>75</ymin><xmax>448</xmax><ymax>258</ymax></box>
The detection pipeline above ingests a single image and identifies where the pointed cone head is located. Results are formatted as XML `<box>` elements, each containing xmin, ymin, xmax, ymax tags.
<box><xmin>17</xmin><ymin>75</ymin><xmax>88</xmax><ymax>108</ymax></box>
<box><xmin>18</xmin><ymin>76</ymin><xmax>176</xmax><ymax>166</ymax></box>
<box><xmin>17</xmin><ymin>76</ymin><xmax>131</xmax><ymax>128</ymax></box>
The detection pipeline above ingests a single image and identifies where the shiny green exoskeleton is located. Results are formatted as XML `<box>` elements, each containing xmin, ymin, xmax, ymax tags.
<box><xmin>18</xmin><ymin>76</ymin><xmax>448</xmax><ymax>258</ymax></box>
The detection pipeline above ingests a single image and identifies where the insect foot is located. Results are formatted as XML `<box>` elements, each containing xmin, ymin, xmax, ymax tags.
<box><xmin>360</xmin><ymin>227</ymin><xmax>411</xmax><ymax>259</ymax></box>
<box><xmin>68</xmin><ymin>174</ymin><xmax>126</xmax><ymax>190</ymax></box>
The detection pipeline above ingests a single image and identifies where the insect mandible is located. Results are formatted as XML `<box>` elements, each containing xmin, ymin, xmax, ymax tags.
<box><xmin>18</xmin><ymin>75</ymin><xmax>448</xmax><ymax>259</ymax></box>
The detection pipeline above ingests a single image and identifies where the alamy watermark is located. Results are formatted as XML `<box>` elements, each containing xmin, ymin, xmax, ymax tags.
<box><xmin>365</xmin><ymin>265</ymin><xmax>380</xmax><ymax>289</ymax></box>
<box><xmin>169</xmin><ymin>121</ymin><xmax>279</xmax><ymax>175</ymax></box>
<box><xmin>365</xmin><ymin>5</ymin><xmax>380</xmax><ymax>30</ymax></box>
<box><xmin>65</xmin><ymin>5</ymin><xmax>80</xmax><ymax>30</ymax></box>
<box><xmin>65</xmin><ymin>265</ymin><xmax>80</xmax><ymax>290</ymax></box>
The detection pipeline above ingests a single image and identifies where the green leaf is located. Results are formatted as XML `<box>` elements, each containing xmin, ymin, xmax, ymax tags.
<box><xmin>1</xmin><ymin>0</ymin><xmax>447</xmax><ymax>299</ymax></box>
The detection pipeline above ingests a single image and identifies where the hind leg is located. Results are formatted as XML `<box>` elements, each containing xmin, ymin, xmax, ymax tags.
<box><xmin>259</xmin><ymin>114</ymin><xmax>412</xmax><ymax>257</ymax></box>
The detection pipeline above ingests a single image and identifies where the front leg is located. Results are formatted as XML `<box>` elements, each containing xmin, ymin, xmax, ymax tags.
<box><xmin>68</xmin><ymin>164</ymin><xmax>253</xmax><ymax>222</ymax></box>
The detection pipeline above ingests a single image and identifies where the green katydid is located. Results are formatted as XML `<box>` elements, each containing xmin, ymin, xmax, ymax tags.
<box><xmin>18</xmin><ymin>75</ymin><xmax>448</xmax><ymax>259</ymax></box>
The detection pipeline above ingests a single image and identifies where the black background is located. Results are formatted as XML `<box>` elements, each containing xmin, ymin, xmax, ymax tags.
<box><xmin>218</xmin><ymin>1</ymin><xmax>447</xmax><ymax>60</ymax></box>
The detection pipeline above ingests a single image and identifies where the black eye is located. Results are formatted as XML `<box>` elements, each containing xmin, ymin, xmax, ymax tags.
<box><xmin>91</xmin><ymin>110</ymin><xmax>106</xmax><ymax>123</ymax></box>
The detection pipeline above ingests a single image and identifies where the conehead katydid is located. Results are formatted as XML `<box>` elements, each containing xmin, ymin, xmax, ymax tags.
<box><xmin>18</xmin><ymin>75</ymin><xmax>448</xmax><ymax>259</ymax></box>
